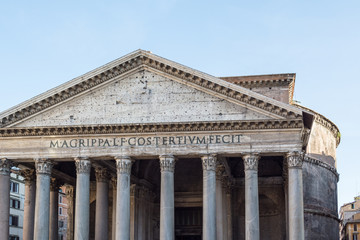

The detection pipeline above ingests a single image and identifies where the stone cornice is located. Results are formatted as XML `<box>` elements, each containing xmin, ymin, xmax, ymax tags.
<box><xmin>0</xmin><ymin>119</ymin><xmax>304</xmax><ymax>137</ymax></box>
<box><xmin>304</xmin><ymin>208</ymin><xmax>339</xmax><ymax>222</ymax></box>
<box><xmin>293</xmin><ymin>104</ymin><xmax>340</xmax><ymax>146</ymax></box>
<box><xmin>0</xmin><ymin>50</ymin><xmax>302</xmax><ymax>128</ymax></box>
<box><xmin>304</xmin><ymin>155</ymin><xmax>339</xmax><ymax>181</ymax></box>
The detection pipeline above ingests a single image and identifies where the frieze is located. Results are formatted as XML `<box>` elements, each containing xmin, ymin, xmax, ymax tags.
<box><xmin>0</xmin><ymin>119</ymin><xmax>304</xmax><ymax>137</ymax></box>
<box><xmin>0</xmin><ymin>52</ymin><xmax>302</xmax><ymax>128</ymax></box>
<box><xmin>49</xmin><ymin>133</ymin><xmax>243</xmax><ymax>149</ymax></box>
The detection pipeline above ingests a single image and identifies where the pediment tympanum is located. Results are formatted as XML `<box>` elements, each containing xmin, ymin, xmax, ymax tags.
<box><xmin>13</xmin><ymin>70</ymin><xmax>282</xmax><ymax>128</ymax></box>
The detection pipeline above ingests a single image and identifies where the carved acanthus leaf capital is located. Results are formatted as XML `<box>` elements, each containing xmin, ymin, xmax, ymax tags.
<box><xmin>50</xmin><ymin>178</ymin><xmax>61</xmax><ymax>191</ymax></box>
<box><xmin>20</xmin><ymin>169</ymin><xmax>36</xmax><ymax>184</ymax></box>
<box><xmin>75</xmin><ymin>157</ymin><xmax>91</xmax><ymax>174</ymax></box>
<box><xmin>159</xmin><ymin>155</ymin><xmax>176</xmax><ymax>172</ymax></box>
<box><xmin>0</xmin><ymin>158</ymin><xmax>13</xmax><ymax>176</ymax></box>
<box><xmin>216</xmin><ymin>164</ymin><xmax>225</xmax><ymax>180</ymax></box>
<box><xmin>95</xmin><ymin>167</ymin><xmax>109</xmax><ymax>182</ymax></box>
<box><xmin>111</xmin><ymin>176</ymin><xmax>117</xmax><ymax>189</ymax></box>
<box><xmin>35</xmin><ymin>158</ymin><xmax>53</xmax><ymax>175</ymax></box>
<box><xmin>286</xmin><ymin>151</ymin><xmax>304</xmax><ymax>168</ymax></box>
<box><xmin>202</xmin><ymin>154</ymin><xmax>217</xmax><ymax>171</ymax></box>
<box><xmin>243</xmin><ymin>154</ymin><xmax>260</xmax><ymax>171</ymax></box>
<box><xmin>65</xmin><ymin>184</ymin><xmax>75</xmax><ymax>199</ymax></box>
<box><xmin>115</xmin><ymin>156</ymin><xmax>133</xmax><ymax>175</ymax></box>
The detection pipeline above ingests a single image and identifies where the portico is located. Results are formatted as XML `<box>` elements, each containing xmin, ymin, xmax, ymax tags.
<box><xmin>0</xmin><ymin>50</ymin><xmax>312</xmax><ymax>240</ymax></box>
<box><xmin>0</xmin><ymin>133</ymin><xmax>306</xmax><ymax>240</ymax></box>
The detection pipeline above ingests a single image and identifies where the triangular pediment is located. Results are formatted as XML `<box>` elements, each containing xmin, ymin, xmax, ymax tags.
<box><xmin>0</xmin><ymin>50</ymin><xmax>303</xmax><ymax>129</ymax></box>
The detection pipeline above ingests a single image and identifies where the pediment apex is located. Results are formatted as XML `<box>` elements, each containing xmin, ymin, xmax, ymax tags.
<box><xmin>0</xmin><ymin>50</ymin><xmax>303</xmax><ymax>127</ymax></box>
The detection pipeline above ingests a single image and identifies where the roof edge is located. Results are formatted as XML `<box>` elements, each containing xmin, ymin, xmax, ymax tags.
<box><xmin>293</xmin><ymin>103</ymin><xmax>340</xmax><ymax>146</ymax></box>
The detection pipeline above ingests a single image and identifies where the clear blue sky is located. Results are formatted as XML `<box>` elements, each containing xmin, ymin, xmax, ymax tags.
<box><xmin>1</xmin><ymin>0</ymin><xmax>359</xmax><ymax>208</ymax></box>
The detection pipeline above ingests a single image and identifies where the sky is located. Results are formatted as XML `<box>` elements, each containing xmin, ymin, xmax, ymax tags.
<box><xmin>0</xmin><ymin>0</ymin><xmax>359</xmax><ymax>208</ymax></box>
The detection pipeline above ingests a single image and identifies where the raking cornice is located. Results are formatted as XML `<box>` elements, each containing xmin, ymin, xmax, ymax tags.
<box><xmin>0</xmin><ymin>50</ymin><xmax>303</xmax><ymax>128</ymax></box>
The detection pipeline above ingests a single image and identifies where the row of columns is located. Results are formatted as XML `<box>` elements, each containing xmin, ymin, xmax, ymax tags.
<box><xmin>0</xmin><ymin>152</ymin><xmax>305</xmax><ymax>240</ymax></box>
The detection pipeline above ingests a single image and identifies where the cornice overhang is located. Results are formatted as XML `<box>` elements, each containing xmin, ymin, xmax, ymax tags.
<box><xmin>0</xmin><ymin>119</ymin><xmax>304</xmax><ymax>137</ymax></box>
<box><xmin>293</xmin><ymin>104</ymin><xmax>340</xmax><ymax>146</ymax></box>
<box><xmin>0</xmin><ymin>50</ymin><xmax>303</xmax><ymax>128</ymax></box>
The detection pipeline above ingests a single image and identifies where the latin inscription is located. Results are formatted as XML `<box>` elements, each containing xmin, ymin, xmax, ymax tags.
<box><xmin>49</xmin><ymin>134</ymin><xmax>243</xmax><ymax>148</ymax></box>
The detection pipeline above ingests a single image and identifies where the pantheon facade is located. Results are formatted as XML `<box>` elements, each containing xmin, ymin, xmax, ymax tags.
<box><xmin>0</xmin><ymin>50</ymin><xmax>340</xmax><ymax>240</ymax></box>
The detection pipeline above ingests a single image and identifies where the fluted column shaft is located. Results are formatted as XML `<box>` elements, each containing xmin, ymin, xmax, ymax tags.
<box><xmin>159</xmin><ymin>155</ymin><xmax>176</xmax><ymax>240</ymax></box>
<box><xmin>243</xmin><ymin>154</ymin><xmax>260</xmax><ymax>240</ymax></box>
<box><xmin>50</xmin><ymin>178</ymin><xmax>60</xmax><ymax>240</ymax></box>
<box><xmin>202</xmin><ymin>154</ymin><xmax>217</xmax><ymax>240</ymax></box>
<box><xmin>74</xmin><ymin>157</ymin><xmax>91</xmax><ymax>240</ymax></box>
<box><xmin>0</xmin><ymin>158</ymin><xmax>12</xmax><ymax>240</ymax></box>
<box><xmin>95</xmin><ymin>167</ymin><xmax>109</xmax><ymax>240</ymax></box>
<box><xmin>116</xmin><ymin>156</ymin><xmax>133</xmax><ymax>240</ymax></box>
<box><xmin>34</xmin><ymin>159</ymin><xmax>53</xmax><ymax>240</ymax></box>
<box><xmin>21</xmin><ymin>169</ymin><xmax>36</xmax><ymax>240</ymax></box>
<box><xmin>287</xmin><ymin>152</ymin><xmax>305</xmax><ymax>240</ymax></box>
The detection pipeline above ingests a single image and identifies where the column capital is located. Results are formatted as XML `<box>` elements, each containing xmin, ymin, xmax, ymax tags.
<box><xmin>19</xmin><ymin>169</ymin><xmax>36</xmax><ymax>185</ymax></box>
<box><xmin>201</xmin><ymin>154</ymin><xmax>217</xmax><ymax>171</ymax></box>
<box><xmin>243</xmin><ymin>153</ymin><xmax>260</xmax><ymax>171</ymax></box>
<box><xmin>0</xmin><ymin>158</ymin><xmax>12</xmax><ymax>175</ymax></box>
<box><xmin>50</xmin><ymin>177</ymin><xmax>61</xmax><ymax>191</ymax></box>
<box><xmin>159</xmin><ymin>155</ymin><xmax>176</xmax><ymax>172</ymax></box>
<box><xmin>65</xmin><ymin>184</ymin><xmax>75</xmax><ymax>199</ymax></box>
<box><xmin>35</xmin><ymin>158</ymin><xmax>53</xmax><ymax>175</ymax></box>
<box><xmin>95</xmin><ymin>167</ymin><xmax>109</xmax><ymax>182</ymax></box>
<box><xmin>111</xmin><ymin>176</ymin><xmax>117</xmax><ymax>189</ymax></box>
<box><xmin>75</xmin><ymin>157</ymin><xmax>91</xmax><ymax>174</ymax></box>
<box><xmin>286</xmin><ymin>151</ymin><xmax>304</xmax><ymax>168</ymax></box>
<box><xmin>115</xmin><ymin>156</ymin><xmax>133</xmax><ymax>175</ymax></box>
<box><xmin>216</xmin><ymin>164</ymin><xmax>225</xmax><ymax>180</ymax></box>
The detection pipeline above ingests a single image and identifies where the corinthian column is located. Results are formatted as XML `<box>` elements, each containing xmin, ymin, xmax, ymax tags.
<box><xmin>159</xmin><ymin>155</ymin><xmax>176</xmax><ymax>240</ymax></box>
<box><xmin>243</xmin><ymin>154</ymin><xmax>260</xmax><ymax>240</ymax></box>
<box><xmin>20</xmin><ymin>169</ymin><xmax>36</xmax><ymax>240</ymax></box>
<box><xmin>34</xmin><ymin>158</ymin><xmax>53</xmax><ymax>240</ymax></box>
<box><xmin>95</xmin><ymin>167</ymin><xmax>109</xmax><ymax>240</ymax></box>
<box><xmin>111</xmin><ymin>177</ymin><xmax>117</xmax><ymax>240</ymax></box>
<box><xmin>65</xmin><ymin>185</ymin><xmax>75</xmax><ymax>240</ymax></box>
<box><xmin>216</xmin><ymin>164</ymin><xmax>225</xmax><ymax>240</ymax></box>
<box><xmin>74</xmin><ymin>157</ymin><xmax>91</xmax><ymax>240</ymax></box>
<box><xmin>50</xmin><ymin>178</ymin><xmax>60</xmax><ymax>240</ymax></box>
<box><xmin>225</xmin><ymin>181</ymin><xmax>233</xmax><ymax>240</ymax></box>
<box><xmin>115</xmin><ymin>156</ymin><xmax>133</xmax><ymax>240</ymax></box>
<box><xmin>287</xmin><ymin>152</ymin><xmax>305</xmax><ymax>240</ymax></box>
<box><xmin>0</xmin><ymin>158</ymin><xmax>12</xmax><ymax>240</ymax></box>
<box><xmin>201</xmin><ymin>154</ymin><xmax>217</xmax><ymax>240</ymax></box>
